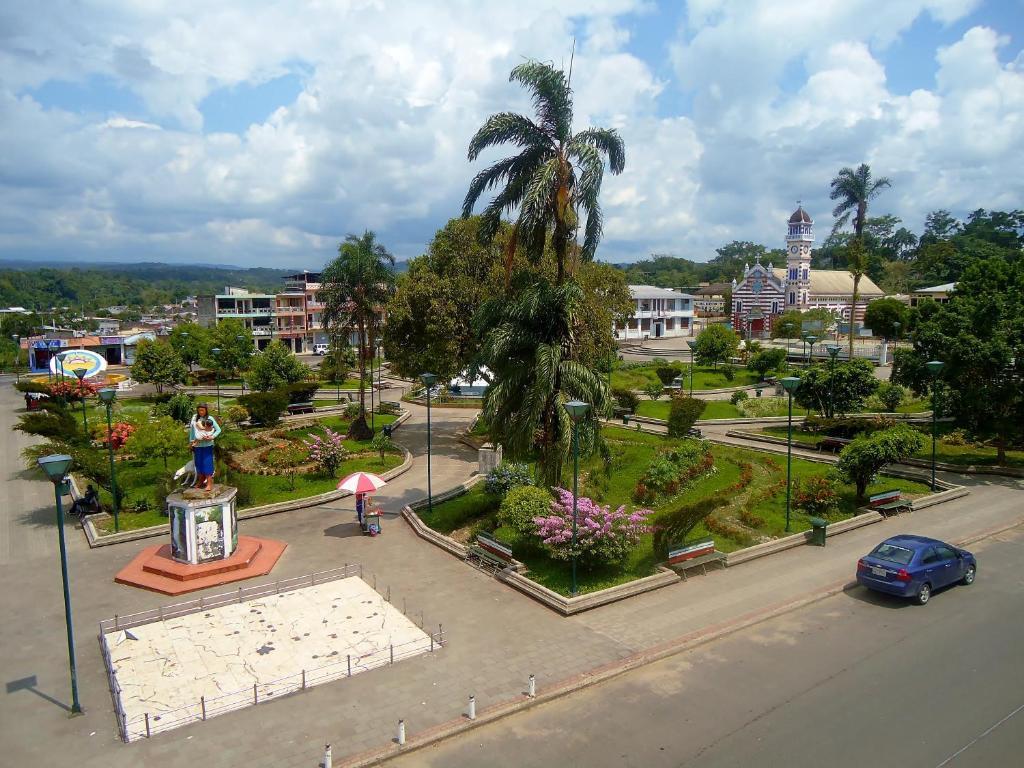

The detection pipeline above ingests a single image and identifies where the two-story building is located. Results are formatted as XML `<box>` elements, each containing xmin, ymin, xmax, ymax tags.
<box><xmin>616</xmin><ymin>285</ymin><xmax>695</xmax><ymax>340</ymax></box>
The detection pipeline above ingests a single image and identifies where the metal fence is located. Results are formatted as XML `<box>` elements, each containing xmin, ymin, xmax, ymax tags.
<box><xmin>98</xmin><ymin>565</ymin><xmax>446</xmax><ymax>743</ymax></box>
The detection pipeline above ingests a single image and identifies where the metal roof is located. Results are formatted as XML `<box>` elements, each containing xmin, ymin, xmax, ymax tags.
<box><xmin>628</xmin><ymin>285</ymin><xmax>694</xmax><ymax>299</ymax></box>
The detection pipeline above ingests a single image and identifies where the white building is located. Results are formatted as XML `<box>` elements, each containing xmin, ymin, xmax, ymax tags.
<box><xmin>616</xmin><ymin>285</ymin><xmax>695</xmax><ymax>340</ymax></box>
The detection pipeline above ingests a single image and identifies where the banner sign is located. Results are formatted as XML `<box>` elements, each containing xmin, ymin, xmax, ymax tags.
<box><xmin>50</xmin><ymin>349</ymin><xmax>108</xmax><ymax>379</ymax></box>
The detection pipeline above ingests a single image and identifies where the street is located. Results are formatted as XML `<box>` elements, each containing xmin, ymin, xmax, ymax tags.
<box><xmin>390</xmin><ymin>524</ymin><xmax>1024</xmax><ymax>768</ymax></box>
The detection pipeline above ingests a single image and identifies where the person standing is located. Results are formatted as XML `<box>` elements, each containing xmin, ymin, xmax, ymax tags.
<box><xmin>188</xmin><ymin>403</ymin><xmax>221</xmax><ymax>492</ymax></box>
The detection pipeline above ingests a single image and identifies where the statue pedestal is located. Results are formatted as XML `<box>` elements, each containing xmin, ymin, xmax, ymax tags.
<box><xmin>166</xmin><ymin>485</ymin><xmax>238</xmax><ymax>565</ymax></box>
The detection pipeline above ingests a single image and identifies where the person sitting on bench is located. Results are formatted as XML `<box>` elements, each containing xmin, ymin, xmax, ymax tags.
<box><xmin>70</xmin><ymin>484</ymin><xmax>100</xmax><ymax>516</ymax></box>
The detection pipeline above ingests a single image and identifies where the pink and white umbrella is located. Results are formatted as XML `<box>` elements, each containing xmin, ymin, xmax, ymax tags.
<box><xmin>337</xmin><ymin>471</ymin><xmax>388</xmax><ymax>495</ymax></box>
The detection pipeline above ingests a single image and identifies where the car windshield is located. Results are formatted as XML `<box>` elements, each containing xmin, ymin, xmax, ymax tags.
<box><xmin>871</xmin><ymin>543</ymin><xmax>914</xmax><ymax>565</ymax></box>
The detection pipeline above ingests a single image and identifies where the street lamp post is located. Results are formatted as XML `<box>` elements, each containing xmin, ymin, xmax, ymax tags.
<box><xmin>891</xmin><ymin>321</ymin><xmax>901</xmax><ymax>364</ymax></box>
<box><xmin>72</xmin><ymin>369</ymin><xmax>89</xmax><ymax>433</ymax></box>
<box><xmin>211</xmin><ymin>348</ymin><xmax>222</xmax><ymax>413</ymax></box>
<box><xmin>179</xmin><ymin>331</ymin><xmax>192</xmax><ymax>374</ymax></box>
<box><xmin>825</xmin><ymin>344</ymin><xmax>841</xmax><ymax>418</ymax></box>
<box><xmin>563</xmin><ymin>400</ymin><xmax>590</xmax><ymax>597</ymax></box>
<box><xmin>781</xmin><ymin>377</ymin><xmax>801</xmax><ymax>532</ymax></box>
<box><xmin>237</xmin><ymin>335</ymin><xmax>247</xmax><ymax>395</ymax></box>
<box><xmin>37</xmin><ymin>454</ymin><xmax>83</xmax><ymax>715</ymax></box>
<box><xmin>11</xmin><ymin>334</ymin><xmax>20</xmax><ymax>382</ymax></box>
<box><xmin>805</xmin><ymin>334</ymin><xmax>818</xmax><ymax>365</ymax></box>
<box><xmin>926</xmin><ymin>360</ymin><xmax>944</xmax><ymax>491</ymax></box>
<box><xmin>420</xmin><ymin>373</ymin><xmax>437</xmax><ymax>515</ymax></box>
<box><xmin>687</xmin><ymin>339</ymin><xmax>698</xmax><ymax>397</ymax></box>
<box><xmin>98</xmin><ymin>388</ymin><xmax>120</xmax><ymax>533</ymax></box>
<box><xmin>370</xmin><ymin>344</ymin><xmax>376</xmax><ymax>434</ymax></box>
<box><xmin>377</xmin><ymin>340</ymin><xmax>383</xmax><ymax>410</ymax></box>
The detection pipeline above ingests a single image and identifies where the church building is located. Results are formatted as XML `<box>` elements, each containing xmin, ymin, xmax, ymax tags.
<box><xmin>730</xmin><ymin>206</ymin><xmax>883</xmax><ymax>337</ymax></box>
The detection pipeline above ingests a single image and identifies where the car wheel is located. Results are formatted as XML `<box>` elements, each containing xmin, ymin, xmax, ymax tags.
<box><xmin>961</xmin><ymin>565</ymin><xmax>976</xmax><ymax>585</ymax></box>
<box><xmin>915</xmin><ymin>582</ymin><xmax>931</xmax><ymax>605</ymax></box>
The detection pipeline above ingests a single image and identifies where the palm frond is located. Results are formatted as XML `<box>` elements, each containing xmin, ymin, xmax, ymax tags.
<box><xmin>571</xmin><ymin>127</ymin><xmax>625</xmax><ymax>174</ymax></box>
<box><xmin>467</xmin><ymin>112</ymin><xmax>551</xmax><ymax>161</ymax></box>
<box><xmin>509</xmin><ymin>61</ymin><xmax>573</xmax><ymax>144</ymax></box>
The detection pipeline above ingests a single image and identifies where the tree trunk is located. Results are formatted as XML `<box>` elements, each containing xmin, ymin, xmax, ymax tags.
<box><xmin>357</xmin><ymin>316</ymin><xmax>366</xmax><ymax>416</ymax></box>
<box><xmin>856</xmin><ymin>477</ymin><xmax>867</xmax><ymax>502</ymax></box>
<box><xmin>996</xmin><ymin>439</ymin><xmax>1007</xmax><ymax>465</ymax></box>
<box><xmin>848</xmin><ymin>274</ymin><xmax>860</xmax><ymax>363</ymax></box>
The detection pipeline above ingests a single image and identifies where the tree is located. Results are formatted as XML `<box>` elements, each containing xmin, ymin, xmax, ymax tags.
<box><xmin>835</xmin><ymin>425</ymin><xmax>924</xmax><ymax>501</ymax></box>
<box><xmin>203</xmin><ymin>319</ymin><xmax>254</xmax><ymax>377</ymax></box>
<box><xmin>864</xmin><ymin>298</ymin><xmax>910</xmax><ymax>340</ymax></box>
<box><xmin>131</xmin><ymin>339</ymin><xmax>187</xmax><ymax>393</ymax></box>
<box><xmin>125</xmin><ymin>416</ymin><xmax>189</xmax><ymax>470</ymax></box>
<box><xmin>829</xmin><ymin>163</ymin><xmax>892</xmax><ymax>238</ymax></box>
<box><xmin>319</xmin><ymin>342</ymin><xmax>357</xmax><ymax>384</ymax></box>
<box><xmin>880</xmin><ymin>261</ymin><xmax>913</xmax><ymax>295</ymax></box>
<box><xmin>747</xmin><ymin>347</ymin><xmax>786</xmax><ymax>380</ymax></box>
<box><xmin>843</xmin><ymin>237</ymin><xmax>870</xmax><ymax>360</ymax></box>
<box><xmin>892</xmin><ymin>257</ymin><xmax>1024</xmax><ymax>463</ymax></box>
<box><xmin>794</xmin><ymin>358</ymin><xmax>878</xmax><ymax>418</ymax></box>
<box><xmin>462</xmin><ymin>59</ymin><xmax>625</xmax><ymax>286</ymax></box>
<box><xmin>644</xmin><ymin>381</ymin><xmax>664</xmax><ymax>401</ymax></box>
<box><xmin>693</xmin><ymin>324</ymin><xmax>738</xmax><ymax>368</ymax></box>
<box><xmin>321</xmin><ymin>231</ymin><xmax>396</xmax><ymax>440</ymax></box>
<box><xmin>771</xmin><ymin>310</ymin><xmax>804</xmax><ymax>340</ymax></box>
<box><xmin>247</xmin><ymin>340</ymin><xmax>311</xmax><ymax>392</ymax></box>
<box><xmin>667</xmin><ymin>395</ymin><xmax>706</xmax><ymax>437</ymax></box>
<box><xmin>370</xmin><ymin>430</ymin><xmax>396</xmax><ymax>462</ymax></box>
<box><xmin>168</xmin><ymin>322</ymin><xmax>210</xmax><ymax>371</ymax></box>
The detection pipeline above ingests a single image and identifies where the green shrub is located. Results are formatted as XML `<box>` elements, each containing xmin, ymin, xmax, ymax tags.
<box><xmin>238</xmin><ymin>390</ymin><xmax>288</xmax><ymax>426</ymax></box>
<box><xmin>805</xmin><ymin>415</ymin><xmax>895</xmax><ymax>439</ymax></box>
<box><xmin>793</xmin><ymin>476</ymin><xmax>841</xmax><ymax>518</ymax></box>
<box><xmin>876</xmin><ymin>382</ymin><xmax>905</xmax><ymax>412</ymax></box>
<box><xmin>498</xmin><ymin>485</ymin><xmax>552</xmax><ymax>536</ymax></box>
<box><xmin>378</xmin><ymin>401</ymin><xmax>401</xmax><ymax>416</ymax></box>
<box><xmin>343</xmin><ymin>402</ymin><xmax>361</xmax><ymax>419</ymax></box>
<box><xmin>722</xmin><ymin>365</ymin><xmax>735</xmax><ymax>381</ymax></box>
<box><xmin>653</xmin><ymin>493</ymin><xmax>727</xmax><ymax>558</ymax></box>
<box><xmin>485</xmin><ymin>462</ymin><xmax>533</xmax><ymax>496</ymax></box>
<box><xmin>283</xmin><ymin>381</ymin><xmax>320</xmax><ymax>404</ymax></box>
<box><xmin>739</xmin><ymin>396</ymin><xmax>786</xmax><ymax>418</ymax></box>
<box><xmin>667</xmin><ymin>395</ymin><xmax>706</xmax><ymax>437</ymax></box>
<box><xmin>941</xmin><ymin>428</ymin><xmax>970</xmax><ymax>446</ymax></box>
<box><xmin>225</xmin><ymin>404</ymin><xmax>250</xmax><ymax>424</ymax></box>
<box><xmin>704</xmin><ymin>515</ymin><xmax>753</xmax><ymax>546</ymax></box>
<box><xmin>371</xmin><ymin>430</ymin><xmax>396</xmax><ymax>459</ymax></box>
<box><xmin>655</xmin><ymin>364</ymin><xmax>683</xmax><ymax>385</ymax></box>
<box><xmin>730</xmin><ymin>390</ymin><xmax>749</xmax><ymax>406</ymax></box>
<box><xmin>153</xmin><ymin>391</ymin><xmax>196</xmax><ymax>423</ymax></box>
<box><xmin>612</xmin><ymin>387</ymin><xmax>640</xmax><ymax>413</ymax></box>
<box><xmin>15</xmin><ymin>380</ymin><xmax>50</xmax><ymax>394</ymax></box>
<box><xmin>644</xmin><ymin>381</ymin><xmax>665</xmax><ymax>401</ymax></box>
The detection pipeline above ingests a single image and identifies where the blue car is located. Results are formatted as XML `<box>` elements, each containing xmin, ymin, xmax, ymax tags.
<box><xmin>856</xmin><ymin>535</ymin><xmax>977</xmax><ymax>605</ymax></box>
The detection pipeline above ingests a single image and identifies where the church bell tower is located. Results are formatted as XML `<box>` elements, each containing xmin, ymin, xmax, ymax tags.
<box><xmin>785</xmin><ymin>204</ymin><xmax>813</xmax><ymax>309</ymax></box>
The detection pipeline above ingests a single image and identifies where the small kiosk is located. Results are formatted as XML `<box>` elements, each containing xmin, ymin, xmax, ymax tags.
<box><xmin>339</xmin><ymin>472</ymin><xmax>388</xmax><ymax>537</ymax></box>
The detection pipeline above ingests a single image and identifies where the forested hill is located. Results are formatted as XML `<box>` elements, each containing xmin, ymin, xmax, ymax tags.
<box><xmin>0</xmin><ymin>263</ymin><xmax>292</xmax><ymax>310</ymax></box>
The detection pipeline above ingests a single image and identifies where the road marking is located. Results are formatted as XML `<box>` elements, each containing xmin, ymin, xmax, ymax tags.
<box><xmin>934</xmin><ymin>700</ymin><xmax>1024</xmax><ymax>767</ymax></box>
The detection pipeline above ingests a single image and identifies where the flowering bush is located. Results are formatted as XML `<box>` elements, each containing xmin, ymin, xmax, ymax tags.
<box><xmin>793</xmin><ymin>476</ymin><xmax>841</xmax><ymax>518</ymax></box>
<box><xmin>484</xmin><ymin>462</ymin><xmax>533</xmax><ymax>496</ymax></box>
<box><xmin>634</xmin><ymin>442</ymin><xmax>713</xmax><ymax>503</ymax></box>
<box><xmin>49</xmin><ymin>379</ymin><xmax>99</xmax><ymax>401</ymax></box>
<box><xmin>107</xmin><ymin>422</ymin><xmax>136</xmax><ymax>451</ymax></box>
<box><xmin>303</xmin><ymin>427</ymin><xmax>348</xmax><ymax>476</ymax></box>
<box><xmin>533</xmin><ymin>489</ymin><xmax>654</xmax><ymax>566</ymax></box>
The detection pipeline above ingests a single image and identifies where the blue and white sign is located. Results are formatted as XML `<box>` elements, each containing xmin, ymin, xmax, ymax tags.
<box><xmin>50</xmin><ymin>349</ymin><xmax>108</xmax><ymax>379</ymax></box>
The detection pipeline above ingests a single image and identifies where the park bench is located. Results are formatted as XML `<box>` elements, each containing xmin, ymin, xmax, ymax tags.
<box><xmin>868</xmin><ymin>489</ymin><xmax>912</xmax><ymax>517</ymax></box>
<box><xmin>818</xmin><ymin>436</ymin><xmax>851</xmax><ymax>453</ymax></box>
<box><xmin>286</xmin><ymin>401</ymin><xmax>315</xmax><ymax>415</ymax></box>
<box><xmin>667</xmin><ymin>538</ymin><xmax>726</xmax><ymax>578</ymax></box>
<box><xmin>686</xmin><ymin>427</ymin><xmax>703</xmax><ymax>438</ymax></box>
<box><xmin>466</xmin><ymin>532</ymin><xmax>514</xmax><ymax>573</ymax></box>
<box><xmin>379</xmin><ymin>400</ymin><xmax>402</xmax><ymax>412</ymax></box>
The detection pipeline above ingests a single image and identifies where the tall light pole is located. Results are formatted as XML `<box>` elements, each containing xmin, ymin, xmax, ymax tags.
<box><xmin>781</xmin><ymin>377</ymin><xmax>801</xmax><ymax>532</ymax></box>
<box><xmin>687</xmin><ymin>339</ymin><xmax>698</xmax><ymax>397</ymax></box>
<box><xmin>891</xmin><ymin>321</ymin><xmax>901</xmax><ymax>365</ymax></box>
<box><xmin>72</xmin><ymin>369</ymin><xmax>89</xmax><ymax>433</ymax></box>
<box><xmin>237</xmin><ymin>335</ymin><xmax>247</xmax><ymax>395</ymax></box>
<box><xmin>563</xmin><ymin>400</ymin><xmax>590</xmax><ymax>597</ymax></box>
<box><xmin>37</xmin><ymin>454</ymin><xmax>82</xmax><ymax>715</ymax></box>
<box><xmin>179</xmin><ymin>331</ymin><xmax>193</xmax><ymax>374</ymax></box>
<box><xmin>211</xmin><ymin>347</ymin><xmax>222</xmax><ymax>413</ymax></box>
<box><xmin>11</xmin><ymin>334</ymin><xmax>20</xmax><ymax>382</ymax></box>
<box><xmin>377</xmin><ymin>340</ymin><xmax>383</xmax><ymax>410</ymax></box>
<box><xmin>370</xmin><ymin>342</ymin><xmax>376</xmax><ymax>434</ymax></box>
<box><xmin>420</xmin><ymin>373</ymin><xmax>437</xmax><ymax>515</ymax></box>
<box><xmin>805</xmin><ymin>334</ymin><xmax>818</xmax><ymax>365</ymax></box>
<box><xmin>926</xmin><ymin>360</ymin><xmax>944</xmax><ymax>491</ymax></box>
<box><xmin>826</xmin><ymin>344</ymin><xmax>841</xmax><ymax>418</ymax></box>
<box><xmin>98</xmin><ymin>388</ymin><xmax>120</xmax><ymax>532</ymax></box>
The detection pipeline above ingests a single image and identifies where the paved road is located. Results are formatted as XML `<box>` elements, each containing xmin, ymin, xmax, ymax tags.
<box><xmin>392</xmin><ymin>524</ymin><xmax>1024</xmax><ymax>768</ymax></box>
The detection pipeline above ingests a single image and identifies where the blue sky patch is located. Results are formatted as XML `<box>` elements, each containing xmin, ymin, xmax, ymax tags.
<box><xmin>200</xmin><ymin>71</ymin><xmax>305</xmax><ymax>134</ymax></box>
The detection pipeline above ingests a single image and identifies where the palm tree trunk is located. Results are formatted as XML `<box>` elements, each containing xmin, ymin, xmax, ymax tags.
<box><xmin>848</xmin><ymin>275</ymin><xmax>860</xmax><ymax>362</ymax></box>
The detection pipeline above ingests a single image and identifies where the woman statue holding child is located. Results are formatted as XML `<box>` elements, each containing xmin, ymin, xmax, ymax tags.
<box><xmin>188</xmin><ymin>402</ymin><xmax>222</xmax><ymax>492</ymax></box>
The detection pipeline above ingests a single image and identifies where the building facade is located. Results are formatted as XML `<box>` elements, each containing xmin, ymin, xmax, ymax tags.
<box><xmin>910</xmin><ymin>282</ymin><xmax>956</xmax><ymax>306</ymax></box>
<box><xmin>730</xmin><ymin>206</ymin><xmax>884</xmax><ymax>337</ymax></box>
<box><xmin>616</xmin><ymin>285</ymin><xmax>695</xmax><ymax>340</ymax></box>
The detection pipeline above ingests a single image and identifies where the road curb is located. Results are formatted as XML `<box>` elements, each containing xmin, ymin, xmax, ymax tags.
<box><xmin>335</xmin><ymin>517</ymin><xmax>1023</xmax><ymax>767</ymax></box>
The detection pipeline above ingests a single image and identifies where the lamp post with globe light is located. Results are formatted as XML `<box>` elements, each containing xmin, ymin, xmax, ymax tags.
<box><xmin>563</xmin><ymin>400</ymin><xmax>590</xmax><ymax>597</ymax></box>
<box><xmin>211</xmin><ymin>348</ymin><xmax>222</xmax><ymax>413</ymax></box>
<box><xmin>805</xmin><ymin>334</ymin><xmax>818</xmax><ymax>365</ymax></box>
<box><xmin>781</xmin><ymin>377</ymin><xmax>801</xmax><ymax>532</ymax></box>
<box><xmin>926</xmin><ymin>360</ymin><xmax>944</xmax><ymax>490</ymax></box>
<box><xmin>420</xmin><ymin>373</ymin><xmax>437</xmax><ymax>514</ymax></box>
<box><xmin>70</xmin><ymin>368</ymin><xmax>90</xmax><ymax>433</ymax></box>
<box><xmin>37</xmin><ymin>454</ymin><xmax>83</xmax><ymax>715</ymax></box>
<box><xmin>687</xmin><ymin>339</ymin><xmax>698</xmax><ymax>396</ymax></box>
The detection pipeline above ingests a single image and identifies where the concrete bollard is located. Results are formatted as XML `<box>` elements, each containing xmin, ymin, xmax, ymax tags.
<box><xmin>528</xmin><ymin>674</ymin><xmax>536</xmax><ymax>698</ymax></box>
<box><xmin>323</xmin><ymin>744</ymin><xmax>332</xmax><ymax>768</ymax></box>
<box><xmin>468</xmin><ymin>695</ymin><xmax>476</xmax><ymax>720</ymax></box>
<box><xmin>397</xmin><ymin>719</ymin><xmax>406</xmax><ymax>746</ymax></box>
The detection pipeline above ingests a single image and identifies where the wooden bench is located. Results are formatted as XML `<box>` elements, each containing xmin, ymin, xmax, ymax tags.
<box><xmin>286</xmin><ymin>401</ymin><xmax>315</xmax><ymax>415</ymax></box>
<box><xmin>686</xmin><ymin>427</ymin><xmax>703</xmax><ymax>438</ymax></box>
<box><xmin>868</xmin><ymin>489</ymin><xmax>912</xmax><ymax>517</ymax></box>
<box><xmin>466</xmin><ymin>532</ymin><xmax>514</xmax><ymax>572</ymax></box>
<box><xmin>667</xmin><ymin>538</ymin><xmax>726</xmax><ymax>578</ymax></box>
<box><xmin>818</xmin><ymin>436</ymin><xmax>851</xmax><ymax>453</ymax></box>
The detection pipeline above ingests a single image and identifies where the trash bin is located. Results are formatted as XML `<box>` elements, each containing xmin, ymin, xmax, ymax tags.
<box><xmin>622</xmin><ymin>413</ymin><xmax>630</xmax><ymax>425</ymax></box>
<box><xmin>808</xmin><ymin>517</ymin><xmax>827</xmax><ymax>546</ymax></box>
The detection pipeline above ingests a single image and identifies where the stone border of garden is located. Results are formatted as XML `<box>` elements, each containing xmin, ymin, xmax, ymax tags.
<box><xmin>724</xmin><ymin>429</ymin><xmax>1024</xmax><ymax>478</ymax></box>
<box><xmin>627</xmin><ymin>412</ymin><xmax>936</xmax><ymax>429</ymax></box>
<box><xmin>400</xmin><ymin>479</ymin><xmax>682</xmax><ymax>616</ymax></box>
<box><xmin>80</xmin><ymin>410</ymin><xmax>414</xmax><ymax>548</ymax></box>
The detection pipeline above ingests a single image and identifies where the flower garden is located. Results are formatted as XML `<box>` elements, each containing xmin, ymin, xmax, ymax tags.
<box><xmin>422</xmin><ymin>425</ymin><xmax>931</xmax><ymax>596</ymax></box>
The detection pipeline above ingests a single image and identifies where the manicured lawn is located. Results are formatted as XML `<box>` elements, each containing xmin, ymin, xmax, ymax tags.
<box><xmin>634</xmin><ymin>398</ymin><xmax>743</xmax><ymax>420</ymax></box>
<box><xmin>760</xmin><ymin>424</ymin><xmax>1024</xmax><ymax>467</ymax></box>
<box><xmin>422</xmin><ymin>425</ymin><xmax>931</xmax><ymax>595</ymax></box>
<box><xmin>611</xmin><ymin>363</ymin><xmax>760</xmax><ymax>392</ymax></box>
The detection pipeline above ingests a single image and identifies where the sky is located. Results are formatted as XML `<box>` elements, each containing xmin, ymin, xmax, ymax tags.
<box><xmin>1</xmin><ymin>0</ymin><xmax>1022</xmax><ymax>268</ymax></box>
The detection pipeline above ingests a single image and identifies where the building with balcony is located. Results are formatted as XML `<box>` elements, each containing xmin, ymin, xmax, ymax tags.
<box><xmin>197</xmin><ymin>287</ymin><xmax>276</xmax><ymax>347</ymax></box>
<box><xmin>616</xmin><ymin>285</ymin><xmax>695</xmax><ymax>340</ymax></box>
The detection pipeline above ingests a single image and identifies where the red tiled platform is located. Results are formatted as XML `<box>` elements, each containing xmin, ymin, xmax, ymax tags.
<box><xmin>114</xmin><ymin>535</ymin><xmax>287</xmax><ymax>595</ymax></box>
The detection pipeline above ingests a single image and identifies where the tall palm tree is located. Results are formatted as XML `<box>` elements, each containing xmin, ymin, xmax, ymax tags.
<box><xmin>462</xmin><ymin>60</ymin><xmax>625</xmax><ymax>285</ymax></box>
<box><xmin>830</xmin><ymin>163</ymin><xmax>891</xmax><ymax>359</ymax></box>
<box><xmin>321</xmin><ymin>231</ymin><xmax>395</xmax><ymax>439</ymax></box>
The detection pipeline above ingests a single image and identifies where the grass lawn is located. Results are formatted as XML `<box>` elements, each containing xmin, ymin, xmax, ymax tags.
<box><xmin>760</xmin><ymin>424</ymin><xmax>1024</xmax><ymax>467</ymax></box>
<box><xmin>634</xmin><ymin>399</ymin><xmax>743</xmax><ymax>420</ymax></box>
<box><xmin>422</xmin><ymin>424</ymin><xmax>930</xmax><ymax>595</ymax></box>
<box><xmin>611</xmin><ymin>363</ymin><xmax>760</xmax><ymax>392</ymax></box>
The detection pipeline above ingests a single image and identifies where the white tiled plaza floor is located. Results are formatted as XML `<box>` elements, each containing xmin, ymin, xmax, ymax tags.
<box><xmin>104</xmin><ymin>577</ymin><xmax>434</xmax><ymax>740</ymax></box>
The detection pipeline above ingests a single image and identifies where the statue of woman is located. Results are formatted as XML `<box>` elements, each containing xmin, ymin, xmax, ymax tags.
<box><xmin>188</xmin><ymin>403</ymin><xmax>222</xmax><ymax>492</ymax></box>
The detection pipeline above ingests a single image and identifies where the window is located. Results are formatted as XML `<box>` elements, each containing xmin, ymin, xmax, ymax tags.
<box><xmin>789</xmin><ymin>267</ymin><xmax>798</xmax><ymax>280</ymax></box>
<box><xmin>802</xmin><ymin>268</ymin><xmax>809</xmax><ymax>280</ymax></box>
<box><xmin>936</xmin><ymin>545</ymin><xmax>958</xmax><ymax>561</ymax></box>
<box><xmin>921</xmin><ymin>548</ymin><xmax>940</xmax><ymax>565</ymax></box>
<box><xmin>771</xmin><ymin>301</ymin><xmax>779</xmax><ymax>313</ymax></box>
<box><xmin>871</xmin><ymin>543</ymin><xmax>914</xmax><ymax>565</ymax></box>
<box><xmin>735</xmin><ymin>301</ymin><xmax>742</xmax><ymax>313</ymax></box>
<box><xmin>789</xmin><ymin>292</ymin><xmax>795</xmax><ymax>304</ymax></box>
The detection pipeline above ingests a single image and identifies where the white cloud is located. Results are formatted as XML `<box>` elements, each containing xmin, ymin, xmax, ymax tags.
<box><xmin>0</xmin><ymin>0</ymin><xmax>1020</xmax><ymax>268</ymax></box>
